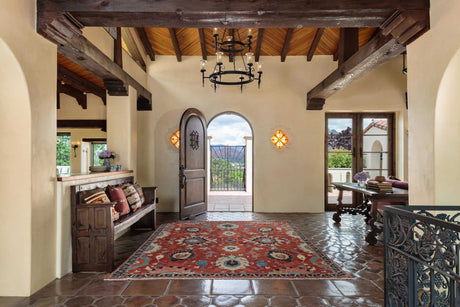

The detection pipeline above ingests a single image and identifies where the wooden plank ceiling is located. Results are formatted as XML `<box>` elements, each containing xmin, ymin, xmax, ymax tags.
<box><xmin>57</xmin><ymin>53</ymin><xmax>105</xmax><ymax>90</ymax></box>
<box><xmin>144</xmin><ymin>27</ymin><xmax>377</xmax><ymax>58</ymax></box>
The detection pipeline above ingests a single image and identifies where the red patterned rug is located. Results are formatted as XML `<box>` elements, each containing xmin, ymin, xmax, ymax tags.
<box><xmin>107</xmin><ymin>221</ymin><xmax>350</xmax><ymax>280</ymax></box>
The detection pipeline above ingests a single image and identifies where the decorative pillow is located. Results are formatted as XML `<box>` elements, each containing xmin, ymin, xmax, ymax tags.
<box><xmin>120</xmin><ymin>183</ymin><xmax>142</xmax><ymax>212</ymax></box>
<box><xmin>81</xmin><ymin>188</ymin><xmax>119</xmax><ymax>222</ymax></box>
<box><xmin>82</xmin><ymin>188</ymin><xmax>110</xmax><ymax>204</ymax></box>
<box><xmin>108</xmin><ymin>185</ymin><xmax>131</xmax><ymax>216</ymax></box>
<box><xmin>133</xmin><ymin>183</ymin><xmax>145</xmax><ymax>205</ymax></box>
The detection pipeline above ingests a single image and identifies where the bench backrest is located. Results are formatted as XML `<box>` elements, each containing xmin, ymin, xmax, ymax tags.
<box><xmin>72</xmin><ymin>176</ymin><xmax>134</xmax><ymax>204</ymax></box>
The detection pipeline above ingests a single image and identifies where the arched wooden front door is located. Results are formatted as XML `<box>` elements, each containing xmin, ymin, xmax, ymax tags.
<box><xmin>179</xmin><ymin>108</ymin><xmax>207</xmax><ymax>219</ymax></box>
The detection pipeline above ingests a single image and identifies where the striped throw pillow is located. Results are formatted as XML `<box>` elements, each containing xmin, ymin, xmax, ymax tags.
<box><xmin>133</xmin><ymin>183</ymin><xmax>145</xmax><ymax>205</ymax></box>
<box><xmin>120</xmin><ymin>183</ymin><xmax>142</xmax><ymax>212</ymax></box>
<box><xmin>82</xmin><ymin>188</ymin><xmax>119</xmax><ymax>222</ymax></box>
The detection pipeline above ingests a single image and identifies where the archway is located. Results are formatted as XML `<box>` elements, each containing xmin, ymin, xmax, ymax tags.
<box><xmin>207</xmin><ymin>112</ymin><xmax>253</xmax><ymax>212</ymax></box>
<box><xmin>434</xmin><ymin>48</ymin><xmax>460</xmax><ymax>205</ymax></box>
<box><xmin>0</xmin><ymin>39</ymin><xmax>32</xmax><ymax>295</ymax></box>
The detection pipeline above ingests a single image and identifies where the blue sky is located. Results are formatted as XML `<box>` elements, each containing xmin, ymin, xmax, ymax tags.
<box><xmin>208</xmin><ymin>114</ymin><xmax>252</xmax><ymax>145</ymax></box>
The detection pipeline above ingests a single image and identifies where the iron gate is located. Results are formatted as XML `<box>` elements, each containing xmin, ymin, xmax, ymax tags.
<box><xmin>210</xmin><ymin>145</ymin><xmax>246</xmax><ymax>191</ymax></box>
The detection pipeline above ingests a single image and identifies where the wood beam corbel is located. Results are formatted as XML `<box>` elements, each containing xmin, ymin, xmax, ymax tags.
<box><xmin>307</xmin><ymin>28</ymin><xmax>324</xmax><ymax>62</ymax></box>
<box><xmin>38</xmin><ymin>14</ymin><xmax>152</xmax><ymax>110</ymax></box>
<box><xmin>136</xmin><ymin>28</ymin><xmax>155</xmax><ymax>61</ymax></box>
<box><xmin>306</xmin><ymin>9</ymin><xmax>429</xmax><ymax>110</ymax></box>
<box><xmin>57</xmin><ymin>81</ymin><xmax>87</xmax><ymax>109</ymax></box>
<box><xmin>281</xmin><ymin>28</ymin><xmax>294</xmax><ymax>62</ymax></box>
<box><xmin>254</xmin><ymin>28</ymin><xmax>264</xmax><ymax>62</ymax></box>
<box><xmin>168</xmin><ymin>28</ymin><xmax>182</xmax><ymax>62</ymax></box>
<box><xmin>58</xmin><ymin>64</ymin><xmax>106</xmax><ymax>105</ymax></box>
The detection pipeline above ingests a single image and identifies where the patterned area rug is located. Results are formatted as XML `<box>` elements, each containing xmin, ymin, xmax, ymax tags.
<box><xmin>107</xmin><ymin>221</ymin><xmax>350</xmax><ymax>280</ymax></box>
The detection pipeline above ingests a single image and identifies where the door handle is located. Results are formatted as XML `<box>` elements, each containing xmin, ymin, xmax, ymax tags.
<box><xmin>360</xmin><ymin>147</ymin><xmax>363</xmax><ymax>158</ymax></box>
<box><xmin>353</xmin><ymin>147</ymin><xmax>356</xmax><ymax>157</ymax></box>
<box><xmin>180</xmin><ymin>165</ymin><xmax>186</xmax><ymax>189</ymax></box>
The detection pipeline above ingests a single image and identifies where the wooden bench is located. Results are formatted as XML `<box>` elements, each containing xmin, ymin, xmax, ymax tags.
<box><xmin>70</xmin><ymin>176</ymin><xmax>157</xmax><ymax>272</ymax></box>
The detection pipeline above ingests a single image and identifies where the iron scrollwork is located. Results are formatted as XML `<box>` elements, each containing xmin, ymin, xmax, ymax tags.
<box><xmin>384</xmin><ymin>207</ymin><xmax>460</xmax><ymax>307</ymax></box>
<box><xmin>190</xmin><ymin>130</ymin><xmax>199</xmax><ymax>150</ymax></box>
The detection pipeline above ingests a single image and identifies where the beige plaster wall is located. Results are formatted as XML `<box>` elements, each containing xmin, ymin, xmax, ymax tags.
<box><xmin>57</xmin><ymin>93</ymin><xmax>107</xmax><ymax>120</ymax></box>
<box><xmin>107</xmin><ymin>86</ymin><xmax>138</xmax><ymax>173</ymax></box>
<box><xmin>407</xmin><ymin>0</ymin><xmax>460</xmax><ymax>205</ymax></box>
<box><xmin>138</xmin><ymin>55</ymin><xmax>406</xmax><ymax>213</ymax></box>
<box><xmin>434</xmin><ymin>49</ymin><xmax>460</xmax><ymax>205</ymax></box>
<box><xmin>0</xmin><ymin>38</ymin><xmax>32</xmax><ymax>296</ymax></box>
<box><xmin>0</xmin><ymin>0</ymin><xmax>57</xmax><ymax>295</ymax></box>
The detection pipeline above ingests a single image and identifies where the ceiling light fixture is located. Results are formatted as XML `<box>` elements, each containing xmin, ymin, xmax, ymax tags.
<box><xmin>200</xmin><ymin>28</ymin><xmax>263</xmax><ymax>93</ymax></box>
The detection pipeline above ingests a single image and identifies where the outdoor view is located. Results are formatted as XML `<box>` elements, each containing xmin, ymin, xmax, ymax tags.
<box><xmin>327</xmin><ymin>117</ymin><xmax>390</xmax><ymax>206</ymax></box>
<box><xmin>207</xmin><ymin>114</ymin><xmax>252</xmax><ymax>211</ymax></box>
<box><xmin>56</xmin><ymin>134</ymin><xmax>71</xmax><ymax>174</ymax></box>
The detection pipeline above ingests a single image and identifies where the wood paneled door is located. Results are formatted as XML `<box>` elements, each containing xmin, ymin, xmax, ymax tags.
<box><xmin>179</xmin><ymin>108</ymin><xmax>208</xmax><ymax>219</ymax></box>
<box><xmin>325</xmin><ymin>113</ymin><xmax>395</xmax><ymax>211</ymax></box>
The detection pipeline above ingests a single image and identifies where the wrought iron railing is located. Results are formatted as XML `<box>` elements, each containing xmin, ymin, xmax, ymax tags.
<box><xmin>384</xmin><ymin>206</ymin><xmax>460</xmax><ymax>307</ymax></box>
<box><xmin>210</xmin><ymin>145</ymin><xmax>246</xmax><ymax>191</ymax></box>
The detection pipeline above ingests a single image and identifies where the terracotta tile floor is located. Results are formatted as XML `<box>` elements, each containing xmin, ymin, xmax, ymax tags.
<box><xmin>3</xmin><ymin>212</ymin><xmax>385</xmax><ymax>307</ymax></box>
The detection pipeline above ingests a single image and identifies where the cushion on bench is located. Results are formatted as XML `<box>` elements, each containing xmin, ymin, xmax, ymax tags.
<box><xmin>108</xmin><ymin>185</ymin><xmax>130</xmax><ymax>216</ymax></box>
<box><xmin>81</xmin><ymin>188</ymin><xmax>119</xmax><ymax>221</ymax></box>
<box><xmin>120</xmin><ymin>183</ymin><xmax>142</xmax><ymax>212</ymax></box>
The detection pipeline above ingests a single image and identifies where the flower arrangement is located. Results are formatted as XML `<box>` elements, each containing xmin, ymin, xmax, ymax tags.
<box><xmin>99</xmin><ymin>150</ymin><xmax>116</xmax><ymax>160</ymax></box>
<box><xmin>354</xmin><ymin>171</ymin><xmax>368</xmax><ymax>182</ymax></box>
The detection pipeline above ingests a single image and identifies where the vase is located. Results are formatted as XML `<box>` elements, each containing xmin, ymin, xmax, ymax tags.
<box><xmin>103</xmin><ymin>158</ymin><xmax>111</xmax><ymax>168</ymax></box>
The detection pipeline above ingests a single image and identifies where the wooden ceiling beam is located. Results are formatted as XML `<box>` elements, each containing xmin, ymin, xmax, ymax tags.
<box><xmin>281</xmin><ymin>28</ymin><xmax>294</xmax><ymax>62</ymax></box>
<box><xmin>254</xmin><ymin>28</ymin><xmax>264</xmax><ymax>62</ymax></box>
<box><xmin>57</xmin><ymin>64</ymin><xmax>107</xmax><ymax>105</ymax></box>
<box><xmin>38</xmin><ymin>15</ymin><xmax>152</xmax><ymax>110</ymax></box>
<box><xmin>338</xmin><ymin>28</ymin><xmax>359</xmax><ymax>66</ymax></box>
<box><xmin>114</xmin><ymin>27</ymin><xmax>123</xmax><ymax>67</ymax></box>
<box><xmin>306</xmin><ymin>9</ymin><xmax>429</xmax><ymax>110</ymax></box>
<box><xmin>198</xmin><ymin>28</ymin><xmax>207</xmax><ymax>60</ymax></box>
<box><xmin>307</xmin><ymin>28</ymin><xmax>324</xmax><ymax>62</ymax></box>
<box><xmin>228</xmin><ymin>29</ymin><xmax>235</xmax><ymax>63</ymax></box>
<box><xmin>168</xmin><ymin>28</ymin><xmax>182</xmax><ymax>62</ymax></box>
<box><xmin>57</xmin><ymin>120</ymin><xmax>107</xmax><ymax>132</ymax></box>
<box><xmin>57</xmin><ymin>81</ymin><xmax>87</xmax><ymax>109</ymax></box>
<box><xmin>136</xmin><ymin>27</ymin><xmax>155</xmax><ymax>61</ymax></box>
<box><xmin>38</xmin><ymin>0</ymin><xmax>429</xmax><ymax>28</ymax></box>
<box><xmin>121</xmin><ymin>28</ymin><xmax>146</xmax><ymax>71</ymax></box>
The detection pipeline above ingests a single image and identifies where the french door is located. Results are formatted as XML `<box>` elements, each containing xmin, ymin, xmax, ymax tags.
<box><xmin>325</xmin><ymin>113</ymin><xmax>395</xmax><ymax>211</ymax></box>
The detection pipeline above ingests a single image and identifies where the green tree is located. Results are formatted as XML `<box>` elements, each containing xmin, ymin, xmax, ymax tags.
<box><xmin>56</xmin><ymin>135</ymin><xmax>71</xmax><ymax>166</ymax></box>
<box><xmin>328</xmin><ymin>148</ymin><xmax>352</xmax><ymax>168</ymax></box>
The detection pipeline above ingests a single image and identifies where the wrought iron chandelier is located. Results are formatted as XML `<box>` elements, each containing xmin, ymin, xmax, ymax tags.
<box><xmin>200</xmin><ymin>28</ymin><xmax>263</xmax><ymax>93</ymax></box>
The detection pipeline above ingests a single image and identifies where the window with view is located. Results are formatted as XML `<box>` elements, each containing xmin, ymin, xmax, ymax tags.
<box><xmin>92</xmin><ymin>142</ymin><xmax>107</xmax><ymax>166</ymax></box>
<box><xmin>57</xmin><ymin>133</ymin><xmax>71</xmax><ymax>174</ymax></box>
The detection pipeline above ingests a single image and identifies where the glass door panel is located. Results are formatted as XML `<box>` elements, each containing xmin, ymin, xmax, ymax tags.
<box><xmin>325</xmin><ymin>113</ymin><xmax>395</xmax><ymax>211</ymax></box>
<box><xmin>327</xmin><ymin>117</ymin><xmax>353</xmax><ymax>206</ymax></box>
<box><xmin>361</xmin><ymin>117</ymin><xmax>392</xmax><ymax>180</ymax></box>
